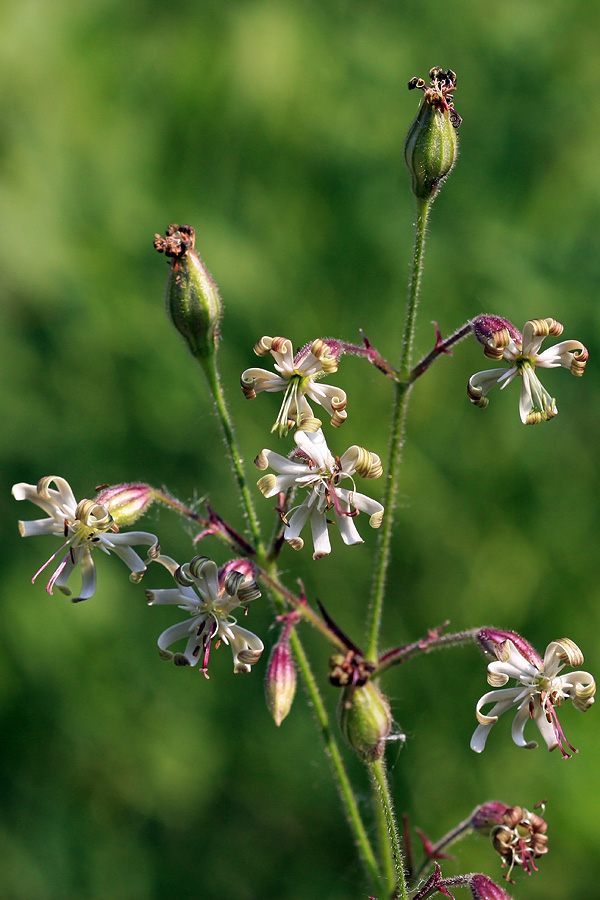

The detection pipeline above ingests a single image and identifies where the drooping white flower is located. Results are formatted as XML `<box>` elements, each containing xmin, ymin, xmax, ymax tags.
<box><xmin>471</xmin><ymin>633</ymin><xmax>596</xmax><ymax>758</ymax></box>
<box><xmin>241</xmin><ymin>336</ymin><xmax>347</xmax><ymax>436</ymax></box>
<box><xmin>12</xmin><ymin>476</ymin><xmax>159</xmax><ymax>601</ymax></box>
<box><xmin>468</xmin><ymin>316</ymin><xmax>588</xmax><ymax>424</ymax></box>
<box><xmin>255</xmin><ymin>427</ymin><xmax>384</xmax><ymax>559</ymax></box>
<box><xmin>146</xmin><ymin>555</ymin><xmax>263</xmax><ymax>676</ymax></box>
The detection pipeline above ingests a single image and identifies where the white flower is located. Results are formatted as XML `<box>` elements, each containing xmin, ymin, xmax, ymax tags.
<box><xmin>471</xmin><ymin>637</ymin><xmax>596</xmax><ymax>758</ymax></box>
<box><xmin>241</xmin><ymin>336</ymin><xmax>347</xmax><ymax>436</ymax></box>
<box><xmin>255</xmin><ymin>427</ymin><xmax>384</xmax><ymax>559</ymax></box>
<box><xmin>146</xmin><ymin>555</ymin><xmax>263</xmax><ymax>676</ymax></box>
<box><xmin>12</xmin><ymin>476</ymin><xmax>159</xmax><ymax>601</ymax></box>
<box><xmin>468</xmin><ymin>317</ymin><xmax>588</xmax><ymax>424</ymax></box>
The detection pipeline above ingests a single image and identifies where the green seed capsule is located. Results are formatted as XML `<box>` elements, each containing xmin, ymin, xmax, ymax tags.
<box><xmin>154</xmin><ymin>224</ymin><xmax>222</xmax><ymax>362</ymax></box>
<box><xmin>404</xmin><ymin>68</ymin><xmax>460</xmax><ymax>201</ymax></box>
<box><xmin>338</xmin><ymin>681</ymin><xmax>392</xmax><ymax>761</ymax></box>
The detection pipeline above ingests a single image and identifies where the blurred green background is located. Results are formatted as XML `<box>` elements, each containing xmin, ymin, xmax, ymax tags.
<box><xmin>2</xmin><ymin>1</ymin><xmax>600</xmax><ymax>898</ymax></box>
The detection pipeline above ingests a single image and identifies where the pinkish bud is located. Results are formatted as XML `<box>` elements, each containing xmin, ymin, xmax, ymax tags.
<box><xmin>219</xmin><ymin>558</ymin><xmax>255</xmax><ymax>583</ymax></box>
<box><xmin>468</xmin><ymin>875</ymin><xmax>514</xmax><ymax>900</ymax></box>
<box><xmin>471</xmin><ymin>316</ymin><xmax>521</xmax><ymax>361</ymax></box>
<box><xmin>95</xmin><ymin>483</ymin><xmax>155</xmax><ymax>527</ymax></box>
<box><xmin>265</xmin><ymin>639</ymin><xmax>297</xmax><ymax>726</ymax></box>
<box><xmin>477</xmin><ymin>629</ymin><xmax>543</xmax><ymax>669</ymax></box>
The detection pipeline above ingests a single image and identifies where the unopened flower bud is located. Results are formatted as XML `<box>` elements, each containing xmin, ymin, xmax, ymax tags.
<box><xmin>95</xmin><ymin>483</ymin><xmax>155</xmax><ymax>527</ymax></box>
<box><xmin>154</xmin><ymin>224</ymin><xmax>222</xmax><ymax>363</ymax></box>
<box><xmin>476</xmin><ymin>629</ymin><xmax>543</xmax><ymax>668</ymax></box>
<box><xmin>471</xmin><ymin>316</ymin><xmax>522</xmax><ymax>360</ymax></box>
<box><xmin>265</xmin><ymin>639</ymin><xmax>297</xmax><ymax>726</ymax></box>
<box><xmin>338</xmin><ymin>681</ymin><xmax>392</xmax><ymax>761</ymax></box>
<box><xmin>468</xmin><ymin>874</ymin><xmax>514</xmax><ymax>900</ymax></box>
<box><xmin>404</xmin><ymin>67</ymin><xmax>461</xmax><ymax>201</ymax></box>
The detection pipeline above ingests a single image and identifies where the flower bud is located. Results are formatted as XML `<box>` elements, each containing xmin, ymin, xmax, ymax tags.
<box><xmin>338</xmin><ymin>681</ymin><xmax>392</xmax><ymax>761</ymax></box>
<box><xmin>476</xmin><ymin>629</ymin><xmax>543</xmax><ymax>669</ymax></box>
<box><xmin>265</xmin><ymin>639</ymin><xmax>297</xmax><ymax>726</ymax></box>
<box><xmin>404</xmin><ymin>67</ymin><xmax>461</xmax><ymax>201</ymax></box>
<box><xmin>471</xmin><ymin>316</ymin><xmax>522</xmax><ymax>360</ymax></box>
<box><xmin>468</xmin><ymin>875</ymin><xmax>514</xmax><ymax>900</ymax></box>
<box><xmin>94</xmin><ymin>483</ymin><xmax>155</xmax><ymax>527</ymax></box>
<box><xmin>154</xmin><ymin>224</ymin><xmax>222</xmax><ymax>362</ymax></box>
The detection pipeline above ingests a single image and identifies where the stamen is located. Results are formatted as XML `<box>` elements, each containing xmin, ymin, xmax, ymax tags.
<box><xmin>31</xmin><ymin>537</ymin><xmax>73</xmax><ymax>585</ymax></box>
<box><xmin>45</xmin><ymin>557</ymin><xmax>69</xmax><ymax>595</ymax></box>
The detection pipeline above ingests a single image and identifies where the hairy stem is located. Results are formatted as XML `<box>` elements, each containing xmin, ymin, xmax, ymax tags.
<box><xmin>290</xmin><ymin>630</ymin><xmax>384</xmax><ymax>892</ymax></box>
<box><xmin>366</xmin><ymin>198</ymin><xmax>431</xmax><ymax>660</ymax></box>
<box><xmin>376</xmin><ymin>628</ymin><xmax>480</xmax><ymax>675</ymax></box>
<box><xmin>201</xmin><ymin>360</ymin><xmax>266</xmax><ymax>561</ymax></box>
<box><xmin>369</xmin><ymin>758</ymin><xmax>407</xmax><ymax>900</ymax></box>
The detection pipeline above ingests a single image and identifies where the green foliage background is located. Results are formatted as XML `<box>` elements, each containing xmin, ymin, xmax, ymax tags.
<box><xmin>2</xmin><ymin>1</ymin><xmax>600</xmax><ymax>898</ymax></box>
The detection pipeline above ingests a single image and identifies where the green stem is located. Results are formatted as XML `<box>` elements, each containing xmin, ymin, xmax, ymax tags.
<box><xmin>201</xmin><ymin>359</ymin><xmax>266</xmax><ymax>561</ymax></box>
<box><xmin>289</xmin><ymin>630</ymin><xmax>383</xmax><ymax>893</ymax></box>
<box><xmin>369</xmin><ymin>758</ymin><xmax>407</xmax><ymax>900</ymax></box>
<box><xmin>375</xmin><ymin>787</ymin><xmax>396</xmax><ymax>889</ymax></box>
<box><xmin>366</xmin><ymin>198</ymin><xmax>431</xmax><ymax>660</ymax></box>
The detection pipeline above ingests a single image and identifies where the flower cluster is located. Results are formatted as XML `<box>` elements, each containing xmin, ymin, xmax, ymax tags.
<box><xmin>471</xmin><ymin>630</ymin><xmax>596</xmax><ymax>757</ymax></box>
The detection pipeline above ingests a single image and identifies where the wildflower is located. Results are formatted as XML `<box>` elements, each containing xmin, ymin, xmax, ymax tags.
<box><xmin>12</xmin><ymin>476</ymin><xmax>159</xmax><ymax>601</ymax></box>
<box><xmin>255</xmin><ymin>426</ymin><xmax>384</xmax><ymax>559</ymax></box>
<box><xmin>471</xmin><ymin>632</ymin><xmax>595</xmax><ymax>757</ymax></box>
<box><xmin>241</xmin><ymin>336</ymin><xmax>347</xmax><ymax>436</ymax></box>
<box><xmin>468</xmin><ymin>316</ymin><xmax>588</xmax><ymax>424</ymax></box>
<box><xmin>146</xmin><ymin>555</ymin><xmax>263</xmax><ymax>677</ymax></box>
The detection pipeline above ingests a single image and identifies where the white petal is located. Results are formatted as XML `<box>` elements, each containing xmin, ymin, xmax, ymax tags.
<box><xmin>475</xmin><ymin>687</ymin><xmax>524</xmax><ymax>725</ymax></box>
<box><xmin>334</xmin><ymin>511</ymin><xmax>363</xmax><ymax>546</ymax></box>
<box><xmin>535</xmin><ymin>340</ymin><xmax>585</xmax><ymax>369</ymax></box>
<box><xmin>305</xmin><ymin>382</ymin><xmax>347</xmax><ymax>420</ymax></box>
<box><xmin>468</xmin><ymin>367</ymin><xmax>512</xmax><ymax>399</ymax></box>
<box><xmin>518</xmin><ymin>373</ymin><xmax>533</xmax><ymax>423</ymax></box>
<box><xmin>73</xmin><ymin>550</ymin><xmax>97</xmax><ymax>601</ymax></box>
<box><xmin>510</xmin><ymin>700</ymin><xmax>540</xmax><ymax>749</ymax></box>
<box><xmin>294</xmin><ymin>429</ymin><xmax>334</xmax><ymax>471</ymax></box>
<box><xmin>260</xmin><ymin>449</ymin><xmax>311</xmax><ymax>478</ymax></box>
<box><xmin>284</xmin><ymin>501</ymin><xmax>312</xmax><ymax>541</ymax></box>
<box><xmin>522</xmin><ymin>320</ymin><xmax>555</xmax><ymax>357</ymax></box>
<box><xmin>531</xmin><ymin>701</ymin><xmax>559</xmax><ymax>751</ymax></box>
<box><xmin>241</xmin><ymin>367</ymin><xmax>287</xmax><ymax>393</ymax></box>
<box><xmin>18</xmin><ymin>518</ymin><xmax>62</xmax><ymax>538</ymax></box>
<box><xmin>147</xmin><ymin>587</ymin><xmax>197</xmax><ymax>608</ymax></box>
<box><xmin>157</xmin><ymin>619</ymin><xmax>196</xmax><ymax>655</ymax></box>
<box><xmin>309</xmin><ymin>508</ymin><xmax>331</xmax><ymax>558</ymax></box>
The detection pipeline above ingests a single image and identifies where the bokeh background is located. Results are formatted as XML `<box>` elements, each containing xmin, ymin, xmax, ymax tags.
<box><xmin>2</xmin><ymin>1</ymin><xmax>600</xmax><ymax>898</ymax></box>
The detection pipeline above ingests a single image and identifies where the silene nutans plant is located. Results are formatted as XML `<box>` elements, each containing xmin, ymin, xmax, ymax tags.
<box><xmin>12</xmin><ymin>66</ymin><xmax>595</xmax><ymax>900</ymax></box>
